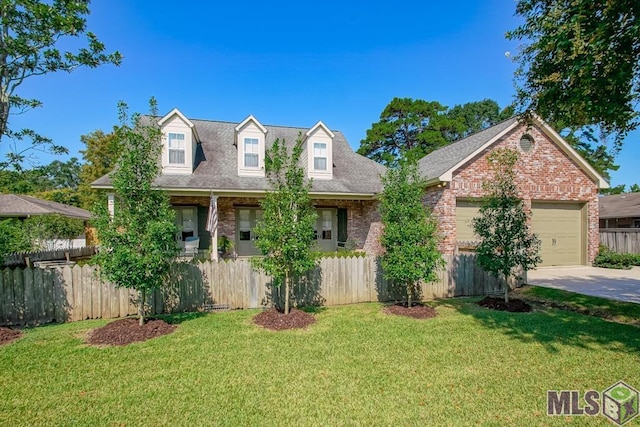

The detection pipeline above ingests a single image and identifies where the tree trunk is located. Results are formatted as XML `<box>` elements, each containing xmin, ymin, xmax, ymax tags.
<box><xmin>138</xmin><ymin>290</ymin><xmax>146</xmax><ymax>326</ymax></box>
<box><xmin>504</xmin><ymin>274</ymin><xmax>509</xmax><ymax>304</ymax></box>
<box><xmin>284</xmin><ymin>271</ymin><xmax>290</xmax><ymax>315</ymax></box>
<box><xmin>407</xmin><ymin>282</ymin><xmax>412</xmax><ymax>308</ymax></box>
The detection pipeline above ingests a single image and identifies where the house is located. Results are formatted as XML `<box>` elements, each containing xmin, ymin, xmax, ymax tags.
<box><xmin>92</xmin><ymin>109</ymin><xmax>386</xmax><ymax>258</ymax></box>
<box><xmin>599</xmin><ymin>192</ymin><xmax>640</xmax><ymax>229</ymax></box>
<box><xmin>0</xmin><ymin>194</ymin><xmax>91</xmax><ymax>249</ymax></box>
<box><xmin>418</xmin><ymin>115</ymin><xmax>608</xmax><ymax>267</ymax></box>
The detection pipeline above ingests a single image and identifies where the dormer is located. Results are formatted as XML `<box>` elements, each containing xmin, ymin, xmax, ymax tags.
<box><xmin>235</xmin><ymin>115</ymin><xmax>267</xmax><ymax>177</ymax></box>
<box><xmin>158</xmin><ymin>108</ymin><xmax>200</xmax><ymax>175</ymax></box>
<box><xmin>305</xmin><ymin>121</ymin><xmax>335</xmax><ymax>180</ymax></box>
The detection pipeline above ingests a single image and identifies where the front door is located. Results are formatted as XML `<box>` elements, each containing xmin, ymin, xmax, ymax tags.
<box><xmin>236</xmin><ymin>208</ymin><xmax>263</xmax><ymax>256</ymax></box>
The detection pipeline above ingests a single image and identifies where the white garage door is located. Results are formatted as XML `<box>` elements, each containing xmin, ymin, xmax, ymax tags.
<box><xmin>531</xmin><ymin>202</ymin><xmax>584</xmax><ymax>266</ymax></box>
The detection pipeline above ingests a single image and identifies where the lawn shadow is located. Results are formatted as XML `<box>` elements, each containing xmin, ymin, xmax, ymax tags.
<box><xmin>157</xmin><ymin>311</ymin><xmax>208</xmax><ymax>325</ymax></box>
<box><xmin>444</xmin><ymin>297</ymin><xmax>640</xmax><ymax>354</ymax></box>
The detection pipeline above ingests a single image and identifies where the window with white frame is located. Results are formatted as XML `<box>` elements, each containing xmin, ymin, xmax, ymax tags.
<box><xmin>168</xmin><ymin>133</ymin><xmax>186</xmax><ymax>164</ymax></box>
<box><xmin>313</xmin><ymin>142</ymin><xmax>327</xmax><ymax>171</ymax></box>
<box><xmin>244</xmin><ymin>138</ymin><xmax>259</xmax><ymax>168</ymax></box>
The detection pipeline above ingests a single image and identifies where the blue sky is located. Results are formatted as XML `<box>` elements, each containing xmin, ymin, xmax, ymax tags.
<box><xmin>5</xmin><ymin>0</ymin><xmax>638</xmax><ymax>187</ymax></box>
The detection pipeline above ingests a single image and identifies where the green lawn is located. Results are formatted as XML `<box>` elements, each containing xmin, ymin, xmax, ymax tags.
<box><xmin>1</xmin><ymin>300</ymin><xmax>639</xmax><ymax>426</ymax></box>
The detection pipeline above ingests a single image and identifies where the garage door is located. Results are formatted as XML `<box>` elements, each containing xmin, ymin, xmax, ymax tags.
<box><xmin>456</xmin><ymin>200</ymin><xmax>481</xmax><ymax>242</ymax></box>
<box><xmin>531</xmin><ymin>202</ymin><xmax>584</xmax><ymax>266</ymax></box>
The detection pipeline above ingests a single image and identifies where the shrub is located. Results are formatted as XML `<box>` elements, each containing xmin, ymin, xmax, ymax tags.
<box><xmin>593</xmin><ymin>245</ymin><xmax>640</xmax><ymax>269</ymax></box>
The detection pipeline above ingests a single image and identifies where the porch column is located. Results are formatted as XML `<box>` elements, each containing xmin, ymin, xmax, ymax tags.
<box><xmin>206</xmin><ymin>195</ymin><xmax>219</xmax><ymax>261</ymax></box>
<box><xmin>107</xmin><ymin>193</ymin><xmax>115</xmax><ymax>218</ymax></box>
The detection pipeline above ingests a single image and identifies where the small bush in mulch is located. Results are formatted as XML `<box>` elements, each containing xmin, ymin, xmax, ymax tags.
<box><xmin>477</xmin><ymin>296</ymin><xmax>532</xmax><ymax>313</ymax></box>
<box><xmin>0</xmin><ymin>327</ymin><xmax>22</xmax><ymax>346</ymax></box>
<box><xmin>86</xmin><ymin>318</ymin><xmax>177</xmax><ymax>346</ymax></box>
<box><xmin>253</xmin><ymin>308</ymin><xmax>316</xmax><ymax>331</ymax></box>
<box><xmin>384</xmin><ymin>302</ymin><xmax>438</xmax><ymax>319</ymax></box>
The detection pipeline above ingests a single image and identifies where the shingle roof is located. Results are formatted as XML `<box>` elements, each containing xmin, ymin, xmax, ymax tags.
<box><xmin>417</xmin><ymin>117</ymin><xmax>518</xmax><ymax>181</ymax></box>
<box><xmin>599</xmin><ymin>192</ymin><xmax>640</xmax><ymax>219</ymax></box>
<box><xmin>0</xmin><ymin>194</ymin><xmax>91</xmax><ymax>220</ymax></box>
<box><xmin>92</xmin><ymin>117</ymin><xmax>386</xmax><ymax>196</ymax></box>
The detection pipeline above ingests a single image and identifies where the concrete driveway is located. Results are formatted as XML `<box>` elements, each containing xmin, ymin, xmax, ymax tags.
<box><xmin>526</xmin><ymin>266</ymin><xmax>640</xmax><ymax>304</ymax></box>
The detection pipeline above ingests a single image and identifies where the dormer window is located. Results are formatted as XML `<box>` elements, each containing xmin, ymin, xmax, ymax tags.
<box><xmin>244</xmin><ymin>138</ymin><xmax>259</xmax><ymax>168</ymax></box>
<box><xmin>235</xmin><ymin>115</ymin><xmax>267</xmax><ymax>177</ymax></box>
<box><xmin>313</xmin><ymin>142</ymin><xmax>327</xmax><ymax>171</ymax></box>
<box><xmin>306</xmin><ymin>121</ymin><xmax>335</xmax><ymax>180</ymax></box>
<box><xmin>168</xmin><ymin>133</ymin><xmax>186</xmax><ymax>164</ymax></box>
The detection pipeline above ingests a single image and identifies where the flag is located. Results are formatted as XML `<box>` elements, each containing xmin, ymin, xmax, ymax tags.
<box><xmin>206</xmin><ymin>196</ymin><xmax>218</xmax><ymax>232</ymax></box>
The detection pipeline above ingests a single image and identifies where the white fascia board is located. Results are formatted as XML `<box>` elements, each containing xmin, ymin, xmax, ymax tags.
<box><xmin>532</xmin><ymin>113</ymin><xmax>609</xmax><ymax>189</ymax></box>
<box><xmin>306</xmin><ymin>121</ymin><xmax>336</xmax><ymax>139</ymax></box>
<box><xmin>235</xmin><ymin>115</ymin><xmax>268</xmax><ymax>134</ymax></box>
<box><xmin>438</xmin><ymin>121</ymin><xmax>520</xmax><ymax>182</ymax></box>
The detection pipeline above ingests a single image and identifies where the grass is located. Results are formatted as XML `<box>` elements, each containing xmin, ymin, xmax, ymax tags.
<box><xmin>516</xmin><ymin>285</ymin><xmax>640</xmax><ymax>326</ymax></box>
<box><xmin>1</xmin><ymin>300</ymin><xmax>640</xmax><ymax>426</ymax></box>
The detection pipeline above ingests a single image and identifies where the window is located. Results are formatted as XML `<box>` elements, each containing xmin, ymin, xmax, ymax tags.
<box><xmin>168</xmin><ymin>133</ymin><xmax>186</xmax><ymax>164</ymax></box>
<box><xmin>313</xmin><ymin>142</ymin><xmax>327</xmax><ymax>171</ymax></box>
<box><xmin>321</xmin><ymin>210</ymin><xmax>332</xmax><ymax>240</ymax></box>
<box><xmin>519</xmin><ymin>134</ymin><xmax>534</xmax><ymax>153</ymax></box>
<box><xmin>244</xmin><ymin>138</ymin><xmax>259</xmax><ymax>168</ymax></box>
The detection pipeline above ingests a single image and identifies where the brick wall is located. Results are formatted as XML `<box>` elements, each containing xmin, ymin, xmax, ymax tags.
<box><xmin>170</xmin><ymin>195</ymin><xmax>382</xmax><ymax>254</ymax></box>
<box><xmin>425</xmin><ymin>123</ymin><xmax>600</xmax><ymax>263</ymax></box>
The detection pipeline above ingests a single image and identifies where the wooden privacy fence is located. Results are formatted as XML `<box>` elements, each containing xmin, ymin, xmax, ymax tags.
<box><xmin>600</xmin><ymin>229</ymin><xmax>640</xmax><ymax>254</ymax></box>
<box><xmin>0</xmin><ymin>254</ymin><xmax>508</xmax><ymax>327</ymax></box>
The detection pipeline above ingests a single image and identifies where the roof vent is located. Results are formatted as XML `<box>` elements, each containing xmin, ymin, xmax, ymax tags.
<box><xmin>519</xmin><ymin>134</ymin><xmax>534</xmax><ymax>152</ymax></box>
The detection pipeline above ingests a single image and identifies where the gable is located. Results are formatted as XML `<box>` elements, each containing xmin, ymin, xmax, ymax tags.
<box><xmin>453</xmin><ymin>122</ymin><xmax>600</xmax><ymax>190</ymax></box>
<box><xmin>419</xmin><ymin>116</ymin><xmax>608</xmax><ymax>189</ymax></box>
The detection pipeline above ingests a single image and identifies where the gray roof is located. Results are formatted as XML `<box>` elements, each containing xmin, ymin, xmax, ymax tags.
<box><xmin>599</xmin><ymin>192</ymin><xmax>640</xmax><ymax>219</ymax></box>
<box><xmin>93</xmin><ymin>117</ymin><xmax>386</xmax><ymax>196</ymax></box>
<box><xmin>418</xmin><ymin>117</ymin><xmax>518</xmax><ymax>181</ymax></box>
<box><xmin>0</xmin><ymin>194</ymin><xmax>91</xmax><ymax>220</ymax></box>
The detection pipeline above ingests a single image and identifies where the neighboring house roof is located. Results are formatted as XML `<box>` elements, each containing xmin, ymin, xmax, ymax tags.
<box><xmin>599</xmin><ymin>192</ymin><xmax>640</xmax><ymax>219</ymax></box>
<box><xmin>93</xmin><ymin>117</ymin><xmax>386</xmax><ymax>197</ymax></box>
<box><xmin>417</xmin><ymin>115</ymin><xmax>609</xmax><ymax>188</ymax></box>
<box><xmin>0</xmin><ymin>194</ymin><xmax>91</xmax><ymax>220</ymax></box>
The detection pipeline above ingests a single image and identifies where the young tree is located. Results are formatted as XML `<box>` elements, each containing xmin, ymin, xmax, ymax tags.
<box><xmin>472</xmin><ymin>148</ymin><xmax>541</xmax><ymax>303</ymax></box>
<box><xmin>252</xmin><ymin>135</ymin><xmax>317</xmax><ymax>315</ymax></box>
<box><xmin>94</xmin><ymin>99</ymin><xmax>178</xmax><ymax>326</ymax></box>
<box><xmin>507</xmin><ymin>0</ymin><xmax>640</xmax><ymax>146</ymax></box>
<box><xmin>0</xmin><ymin>0</ymin><xmax>122</xmax><ymax>168</ymax></box>
<box><xmin>379</xmin><ymin>159</ymin><xmax>442</xmax><ymax>307</ymax></box>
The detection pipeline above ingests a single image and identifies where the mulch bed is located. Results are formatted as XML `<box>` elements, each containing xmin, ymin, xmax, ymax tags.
<box><xmin>86</xmin><ymin>318</ymin><xmax>177</xmax><ymax>346</ymax></box>
<box><xmin>384</xmin><ymin>302</ymin><xmax>438</xmax><ymax>319</ymax></box>
<box><xmin>477</xmin><ymin>296</ymin><xmax>532</xmax><ymax>312</ymax></box>
<box><xmin>253</xmin><ymin>308</ymin><xmax>316</xmax><ymax>331</ymax></box>
<box><xmin>0</xmin><ymin>327</ymin><xmax>22</xmax><ymax>346</ymax></box>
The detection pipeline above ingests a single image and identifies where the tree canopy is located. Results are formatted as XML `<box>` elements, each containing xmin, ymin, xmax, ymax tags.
<box><xmin>507</xmin><ymin>0</ymin><xmax>640</xmax><ymax>146</ymax></box>
<box><xmin>0</xmin><ymin>0</ymin><xmax>121</xmax><ymax>168</ymax></box>
<box><xmin>358</xmin><ymin>98</ymin><xmax>514</xmax><ymax>166</ymax></box>
<box><xmin>357</xmin><ymin>98</ymin><xmax>463</xmax><ymax>166</ymax></box>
